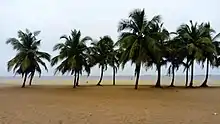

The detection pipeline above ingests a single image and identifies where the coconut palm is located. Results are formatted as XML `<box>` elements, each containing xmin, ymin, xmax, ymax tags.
<box><xmin>199</xmin><ymin>23</ymin><xmax>220</xmax><ymax>87</ymax></box>
<box><xmin>101</xmin><ymin>36</ymin><xmax>120</xmax><ymax>86</ymax></box>
<box><xmin>117</xmin><ymin>8</ymin><xmax>161</xmax><ymax>89</ymax></box>
<box><xmin>51</xmin><ymin>29</ymin><xmax>92</xmax><ymax>88</ymax></box>
<box><xmin>6</xmin><ymin>29</ymin><xmax>50</xmax><ymax>88</ymax></box>
<box><xmin>165</xmin><ymin>37</ymin><xmax>185</xmax><ymax>87</ymax></box>
<box><xmin>182</xmin><ymin>57</ymin><xmax>191</xmax><ymax>87</ymax></box>
<box><xmin>177</xmin><ymin>21</ymin><xmax>214</xmax><ymax>87</ymax></box>
<box><xmin>108</xmin><ymin>47</ymin><xmax>120</xmax><ymax>85</ymax></box>
<box><xmin>145</xmin><ymin>22</ymin><xmax>170</xmax><ymax>87</ymax></box>
<box><xmin>89</xmin><ymin>36</ymin><xmax>114</xmax><ymax>86</ymax></box>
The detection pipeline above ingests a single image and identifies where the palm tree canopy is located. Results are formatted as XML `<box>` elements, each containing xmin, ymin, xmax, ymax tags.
<box><xmin>165</xmin><ymin>36</ymin><xmax>186</xmax><ymax>75</ymax></box>
<box><xmin>51</xmin><ymin>29</ymin><xmax>92</xmax><ymax>76</ymax></box>
<box><xmin>200</xmin><ymin>23</ymin><xmax>220</xmax><ymax>66</ymax></box>
<box><xmin>89</xmin><ymin>35</ymin><xmax>114</xmax><ymax>71</ymax></box>
<box><xmin>145</xmin><ymin>22</ymin><xmax>170</xmax><ymax>67</ymax></box>
<box><xmin>177</xmin><ymin>21</ymin><xmax>214</xmax><ymax>61</ymax></box>
<box><xmin>117</xmin><ymin>9</ymin><xmax>162</xmax><ymax>70</ymax></box>
<box><xmin>6</xmin><ymin>29</ymin><xmax>51</xmax><ymax>77</ymax></box>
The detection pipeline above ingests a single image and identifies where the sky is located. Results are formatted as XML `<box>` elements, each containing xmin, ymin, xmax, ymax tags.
<box><xmin>0</xmin><ymin>0</ymin><xmax>220</xmax><ymax>76</ymax></box>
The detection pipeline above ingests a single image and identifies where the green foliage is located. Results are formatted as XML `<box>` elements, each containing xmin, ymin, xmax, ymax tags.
<box><xmin>6</xmin><ymin>8</ymin><xmax>220</xmax><ymax>88</ymax></box>
<box><xmin>165</xmin><ymin>37</ymin><xmax>185</xmax><ymax>76</ymax></box>
<box><xmin>175</xmin><ymin>21</ymin><xmax>219</xmax><ymax>68</ymax></box>
<box><xmin>89</xmin><ymin>36</ymin><xmax>114</xmax><ymax>70</ymax></box>
<box><xmin>6</xmin><ymin>29</ymin><xmax>51</xmax><ymax>77</ymax></box>
<box><xmin>51</xmin><ymin>29</ymin><xmax>92</xmax><ymax>76</ymax></box>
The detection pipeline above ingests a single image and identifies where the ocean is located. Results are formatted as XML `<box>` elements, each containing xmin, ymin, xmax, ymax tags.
<box><xmin>0</xmin><ymin>75</ymin><xmax>220</xmax><ymax>80</ymax></box>
<box><xmin>1</xmin><ymin>75</ymin><xmax>220</xmax><ymax>86</ymax></box>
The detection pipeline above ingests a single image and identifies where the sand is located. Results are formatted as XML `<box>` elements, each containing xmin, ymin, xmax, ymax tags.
<box><xmin>0</xmin><ymin>80</ymin><xmax>220</xmax><ymax>124</ymax></box>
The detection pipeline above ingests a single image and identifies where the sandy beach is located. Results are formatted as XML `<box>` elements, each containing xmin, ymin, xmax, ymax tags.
<box><xmin>0</xmin><ymin>79</ymin><xmax>220</xmax><ymax>124</ymax></box>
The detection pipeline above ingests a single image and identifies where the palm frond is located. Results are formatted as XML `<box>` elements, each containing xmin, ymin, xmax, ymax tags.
<box><xmin>81</xmin><ymin>36</ymin><xmax>92</xmax><ymax>43</ymax></box>
<box><xmin>33</xmin><ymin>31</ymin><xmax>41</xmax><ymax>36</ymax></box>
<box><xmin>37</xmin><ymin>51</ymin><xmax>51</xmax><ymax>61</ymax></box>
<box><xmin>53</xmin><ymin>43</ymin><xmax>65</xmax><ymax>51</ymax></box>
<box><xmin>213</xmin><ymin>33</ymin><xmax>220</xmax><ymax>41</ymax></box>
<box><xmin>36</xmin><ymin>57</ymin><xmax>48</xmax><ymax>71</ymax></box>
<box><xmin>60</xmin><ymin>35</ymin><xmax>69</xmax><ymax>41</ymax></box>
<box><xmin>6</xmin><ymin>38</ymin><xmax>24</xmax><ymax>51</ymax></box>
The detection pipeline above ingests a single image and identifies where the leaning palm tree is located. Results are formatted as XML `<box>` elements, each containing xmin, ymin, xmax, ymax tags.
<box><xmin>165</xmin><ymin>37</ymin><xmax>185</xmax><ymax>87</ymax></box>
<box><xmin>169</xmin><ymin>34</ymin><xmax>190</xmax><ymax>87</ymax></box>
<box><xmin>199</xmin><ymin>23</ymin><xmax>220</xmax><ymax>87</ymax></box>
<box><xmin>177</xmin><ymin>20</ymin><xmax>214</xmax><ymax>87</ymax></box>
<box><xmin>6</xmin><ymin>29</ymin><xmax>50</xmax><ymax>88</ymax></box>
<box><xmin>89</xmin><ymin>36</ymin><xmax>114</xmax><ymax>86</ymax></box>
<box><xmin>117</xmin><ymin>8</ymin><xmax>161</xmax><ymax>89</ymax></box>
<box><xmin>51</xmin><ymin>29</ymin><xmax>92</xmax><ymax>88</ymax></box>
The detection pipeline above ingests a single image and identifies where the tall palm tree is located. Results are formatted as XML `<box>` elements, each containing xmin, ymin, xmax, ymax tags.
<box><xmin>147</xmin><ymin>23</ymin><xmax>170</xmax><ymax>87</ymax></box>
<box><xmin>117</xmin><ymin>8</ymin><xmax>161</xmax><ymax>89</ymax></box>
<box><xmin>6</xmin><ymin>29</ymin><xmax>50</xmax><ymax>88</ymax></box>
<box><xmin>89</xmin><ymin>36</ymin><xmax>114</xmax><ymax>86</ymax></box>
<box><xmin>200</xmin><ymin>23</ymin><xmax>220</xmax><ymax>87</ymax></box>
<box><xmin>51</xmin><ymin>29</ymin><xmax>92</xmax><ymax>88</ymax></box>
<box><xmin>177</xmin><ymin>21</ymin><xmax>214</xmax><ymax>87</ymax></box>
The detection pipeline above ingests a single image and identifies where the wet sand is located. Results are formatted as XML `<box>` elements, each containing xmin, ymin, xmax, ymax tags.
<box><xmin>0</xmin><ymin>81</ymin><xmax>220</xmax><ymax>124</ymax></box>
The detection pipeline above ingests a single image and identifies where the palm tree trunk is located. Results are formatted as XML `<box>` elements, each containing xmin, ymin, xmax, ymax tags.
<box><xmin>185</xmin><ymin>67</ymin><xmax>189</xmax><ymax>87</ymax></box>
<box><xmin>73</xmin><ymin>71</ymin><xmax>77</xmax><ymax>88</ymax></box>
<box><xmin>155</xmin><ymin>64</ymin><xmax>162</xmax><ymax>88</ymax></box>
<box><xmin>185</xmin><ymin>59</ymin><xmax>189</xmax><ymax>87</ymax></box>
<box><xmin>97</xmin><ymin>66</ymin><xmax>104</xmax><ymax>86</ymax></box>
<box><xmin>76</xmin><ymin>71</ymin><xmax>80</xmax><ymax>86</ymax></box>
<box><xmin>22</xmin><ymin>73</ymin><xmax>28</xmax><ymax>88</ymax></box>
<box><xmin>200</xmin><ymin>60</ymin><xmax>209</xmax><ymax>87</ymax></box>
<box><xmin>189</xmin><ymin>60</ymin><xmax>194</xmax><ymax>87</ymax></box>
<box><xmin>170</xmin><ymin>66</ymin><xmax>175</xmax><ymax>87</ymax></box>
<box><xmin>29</xmin><ymin>71</ymin><xmax>35</xmax><ymax>86</ymax></box>
<box><xmin>135</xmin><ymin>64</ymin><xmax>141</xmax><ymax>89</ymax></box>
<box><xmin>113</xmin><ymin>67</ymin><xmax>116</xmax><ymax>85</ymax></box>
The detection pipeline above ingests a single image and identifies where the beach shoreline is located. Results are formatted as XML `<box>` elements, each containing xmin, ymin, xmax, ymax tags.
<box><xmin>1</xmin><ymin>77</ymin><xmax>220</xmax><ymax>87</ymax></box>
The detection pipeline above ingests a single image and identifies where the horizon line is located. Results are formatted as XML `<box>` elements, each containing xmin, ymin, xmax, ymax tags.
<box><xmin>0</xmin><ymin>74</ymin><xmax>218</xmax><ymax>77</ymax></box>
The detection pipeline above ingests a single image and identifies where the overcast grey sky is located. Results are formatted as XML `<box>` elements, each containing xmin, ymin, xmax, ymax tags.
<box><xmin>0</xmin><ymin>0</ymin><xmax>220</xmax><ymax>76</ymax></box>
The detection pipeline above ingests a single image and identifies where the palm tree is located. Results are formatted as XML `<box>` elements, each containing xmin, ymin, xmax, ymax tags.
<box><xmin>108</xmin><ymin>47</ymin><xmax>120</xmax><ymax>85</ymax></box>
<box><xmin>182</xmin><ymin>57</ymin><xmax>191</xmax><ymax>87</ymax></box>
<box><xmin>200</xmin><ymin>23</ymin><xmax>220</xmax><ymax>87</ymax></box>
<box><xmin>6</xmin><ymin>29</ymin><xmax>50</xmax><ymax>88</ymax></box>
<box><xmin>177</xmin><ymin>21</ymin><xmax>214</xmax><ymax>87</ymax></box>
<box><xmin>89</xmin><ymin>36</ymin><xmax>114</xmax><ymax>86</ymax></box>
<box><xmin>51</xmin><ymin>29</ymin><xmax>92</xmax><ymax>88</ymax></box>
<box><xmin>165</xmin><ymin>37</ymin><xmax>185</xmax><ymax>87</ymax></box>
<box><xmin>117</xmin><ymin>8</ymin><xmax>161</xmax><ymax>89</ymax></box>
<box><xmin>147</xmin><ymin>23</ymin><xmax>170</xmax><ymax>87</ymax></box>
